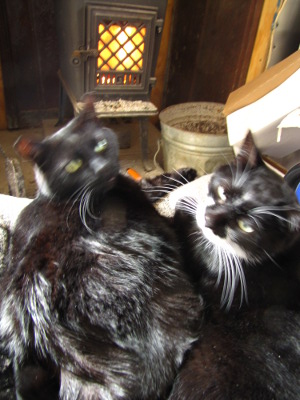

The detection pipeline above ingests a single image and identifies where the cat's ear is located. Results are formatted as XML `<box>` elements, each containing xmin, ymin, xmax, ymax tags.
<box><xmin>14</xmin><ymin>136</ymin><xmax>43</xmax><ymax>161</ymax></box>
<box><xmin>235</xmin><ymin>131</ymin><xmax>264</xmax><ymax>169</ymax></box>
<box><xmin>78</xmin><ymin>94</ymin><xmax>97</xmax><ymax>123</ymax></box>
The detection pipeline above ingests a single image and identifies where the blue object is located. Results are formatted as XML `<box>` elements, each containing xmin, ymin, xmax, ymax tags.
<box><xmin>296</xmin><ymin>183</ymin><xmax>300</xmax><ymax>204</ymax></box>
<box><xmin>284</xmin><ymin>164</ymin><xmax>300</xmax><ymax>204</ymax></box>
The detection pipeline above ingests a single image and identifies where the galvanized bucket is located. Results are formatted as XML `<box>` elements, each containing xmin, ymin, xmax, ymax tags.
<box><xmin>159</xmin><ymin>102</ymin><xmax>234</xmax><ymax>175</ymax></box>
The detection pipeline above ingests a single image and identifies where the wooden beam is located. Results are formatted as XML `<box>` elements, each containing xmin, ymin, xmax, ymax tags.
<box><xmin>0</xmin><ymin>60</ymin><xmax>7</xmax><ymax>130</ymax></box>
<box><xmin>150</xmin><ymin>0</ymin><xmax>174</xmax><ymax>122</ymax></box>
<box><xmin>246</xmin><ymin>0</ymin><xmax>284</xmax><ymax>82</ymax></box>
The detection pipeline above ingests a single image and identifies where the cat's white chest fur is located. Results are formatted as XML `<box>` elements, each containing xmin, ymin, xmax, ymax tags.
<box><xmin>194</xmin><ymin>195</ymin><xmax>249</xmax><ymax>309</ymax></box>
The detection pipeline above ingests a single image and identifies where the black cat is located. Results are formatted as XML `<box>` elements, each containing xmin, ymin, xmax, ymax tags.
<box><xmin>169</xmin><ymin>132</ymin><xmax>300</xmax><ymax>399</ymax></box>
<box><xmin>0</xmin><ymin>102</ymin><xmax>202</xmax><ymax>399</ymax></box>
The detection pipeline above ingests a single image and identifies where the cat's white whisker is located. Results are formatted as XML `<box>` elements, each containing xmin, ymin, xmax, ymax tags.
<box><xmin>177</xmin><ymin>200</ymin><xmax>197</xmax><ymax>211</ymax></box>
<box><xmin>201</xmin><ymin>227</ymin><xmax>248</xmax><ymax>310</ymax></box>
<box><xmin>235</xmin><ymin>169</ymin><xmax>249</xmax><ymax>188</ymax></box>
<box><xmin>164</xmin><ymin>184</ymin><xmax>183</xmax><ymax>190</ymax></box>
<box><xmin>195</xmin><ymin>164</ymin><xmax>208</xmax><ymax>175</ymax></box>
<box><xmin>225</xmin><ymin>253</ymin><xmax>236</xmax><ymax>310</ymax></box>
<box><xmin>191</xmin><ymin>233</ymin><xmax>203</xmax><ymax>247</ymax></box>
<box><xmin>171</xmin><ymin>168</ymin><xmax>190</xmax><ymax>184</ymax></box>
<box><xmin>253</xmin><ymin>210</ymin><xmax>292</xmax><ymax>225</ymax></box>
<box><xmin>150</xmin><ymin>196</ymin><xmax>169</xmax><ymax>202</ymax></box>
<box><xmin>228</xmin><ymin>268</ymin><xmax>237</xmax><ymax>310</ymax></box>
<box><xmin>78</xmin><ymin>185</ymin><xmax>98</xmax><ymax>234</ymax></box>
<box><xmin>86</xmin><ymin>189</ymin><xmax>98</xmax><ymax>219</ymax></box>
<box><xmin>65</xmin><ymin>185</ymin><xmax>88</xmax><ymax>227</ymax></box>
<box><xmin>142</xmin><ymin>187</ymin><xmax>177</xmax><ymax>194</ymax></box>
<box><xmin>232</xmin><ymin>161</ymin><xmax>241</xmax><ymax>186</ymax></box>
<box><xmin>263</xmin><ymin>250</ymin><xmax>282</xmax><ymax>269</ymax></box>
<box><xmin>177</xmin><ymin>206</ymin><xmax>198</xmax><ymax>215</ymax></box>
<box><xmin>216</xmin><ymin>246</ymin><xmax>224</xmax><ymax>286</ymax></box>
<box><xmin>221</xmin><ymin>250</ymin><xmax>247</xmax><ymax>310</ymax></box>
<box><xmin>235</xmin><ymin>255</ymin><xmax>248</xmax><ymax>307</ymax></box>
<box><xmin>248</xmin><ymin>215</ymin><xmax>262</xmax><ymax>229</ymax></box>
<box><xmin>220</xmin><ymin>253</ymin><xmax>231</xmax><ymax>309</ymax></box>
<box><xmin>162</xmin><ymin>174</ymin><xmax>187</xmax><ymax>187</ymax></box>
<box><xmin>220</xmin><ymin>153</ymin><xmax>233</xmax><ymax>168</ymax></box>
<box><xmin>188</xmin><ymin>231</ymin><xmax>200</xmax><ymax>239</ymax></box>
<box><xmin>252</xmin><ymin>205</ymin><xmax>298</xmax><ymax>213</ymax></box>
<box><xmin>178</xmin><ymin>198</ymin><xmax>194</xmax><ymax>208</ymax></box>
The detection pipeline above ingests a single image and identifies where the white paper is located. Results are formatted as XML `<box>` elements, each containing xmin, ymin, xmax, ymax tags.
<box><xmin>226</xmin><ymin>68</ymin><xmax>300</xmax><ymax>158</ymax></box>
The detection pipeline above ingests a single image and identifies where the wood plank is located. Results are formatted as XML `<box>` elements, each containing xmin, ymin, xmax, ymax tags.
<box><xmin>0</xmin><ymin>61</ymin><xmax>7</xmax><ymax>130</ymax></box>
<box><xmin>163</xmin><ymin>0</ymin><xmax>264</xmax><ymax>108</ymax></box>
<box><xmin>246</xmin><ymin>0</ymin><xmax>284</xmax><ymax>82</ymax></box>
<box><xmin>0</xmin><ymin>0</ymin><xmax>59</xmax><ymax>129</ymax></box>
<box><xmin>150</xmin><ymin>0</ymin><xmax>174</xmax><ymax>122</ymax></box>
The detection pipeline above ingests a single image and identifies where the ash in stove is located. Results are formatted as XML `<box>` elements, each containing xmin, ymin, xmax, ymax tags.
<box><xmin>77</xmin><ymin>99</ymin><xmax>157</xmax><ymax>115</ymax></box>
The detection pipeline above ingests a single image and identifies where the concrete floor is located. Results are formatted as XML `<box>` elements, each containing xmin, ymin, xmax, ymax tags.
<box><xmin>0</xmin><ymin>119</ymin><xmax>164</xmax><ymax>198</ymax></box>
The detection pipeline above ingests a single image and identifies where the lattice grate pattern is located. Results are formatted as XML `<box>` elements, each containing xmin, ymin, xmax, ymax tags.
<box><xmin>97</xmin><ymin>21</ymin><xmax>146</xmax><ymax>86</ymax></box>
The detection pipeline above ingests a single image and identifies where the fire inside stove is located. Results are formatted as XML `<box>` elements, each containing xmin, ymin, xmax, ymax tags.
<box><xmin>96</xmin><ymin>21</ymin><xmax>146</xmax><ymax>87</ymax></box>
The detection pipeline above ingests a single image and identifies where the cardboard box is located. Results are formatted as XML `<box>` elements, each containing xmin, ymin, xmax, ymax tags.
<box><xmin>224</xmin><ymin>49</ymin><xmax>300</xmax><ymax>169</ymax></box>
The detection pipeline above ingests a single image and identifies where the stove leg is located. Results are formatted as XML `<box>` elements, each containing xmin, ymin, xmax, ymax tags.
<box><xmin>139</xmin><ymin>117</ymin><xmax>153</xmax><ymax>172</ymax></box>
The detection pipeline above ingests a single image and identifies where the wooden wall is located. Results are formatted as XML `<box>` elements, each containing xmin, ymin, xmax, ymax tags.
<box><xmin>161</xmin><ymin>0</ymin><xmax>264</xmax><ymax>109</ymax></box>
<box><xmin>0</xmin><ymin>0</ymin><xmax>59</xmax><ymax>129</ymax></box>
<box><xmin>0</xmin><ymin>62</ymin><xmax>6</xmax><ymax>130</ymax></box>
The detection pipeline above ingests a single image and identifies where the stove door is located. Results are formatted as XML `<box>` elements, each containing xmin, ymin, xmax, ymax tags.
<box><xmin>85</xmin><ymin>3</ymin><xmax>157</xmax><ymax>99</ymax></box>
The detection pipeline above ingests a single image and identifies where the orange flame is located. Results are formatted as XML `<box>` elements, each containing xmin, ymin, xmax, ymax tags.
<box><xmin>97</xmin><ymin>23</ymin><xmax>146</xmax><ymax>72</ymax></box>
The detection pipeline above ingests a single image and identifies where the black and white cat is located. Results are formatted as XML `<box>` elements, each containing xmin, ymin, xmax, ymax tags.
<box><xmin>0</xmin><ymin>102</ymin><xmax>202</xmax><ymax>399</ymax></box>
<box><xmin>169</xmin><ymin>132</ymin><xmax>300</xmax><ymax>399</ymax></box>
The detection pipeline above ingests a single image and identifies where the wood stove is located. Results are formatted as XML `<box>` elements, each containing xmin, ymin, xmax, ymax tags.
<box><xmin>55</xmin><ymin>0</ymin><xmax>167</xmax><ymax>169</ymax></box>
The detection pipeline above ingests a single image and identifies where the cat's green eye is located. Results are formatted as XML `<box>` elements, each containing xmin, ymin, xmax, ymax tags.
<box><xmin>94</xmin><ymin>139</ymin><xmax>108</xmax><ymax>153</ymax></box>
<box><xmin>237</xmin><ymin>219</ymin><xmax>254</xmax><ymax>233</ymax></box>
<box><xmin>217</xmin><ymin>185</ymin><xmax>227</xmax><ymax>202</ymax></box>
<box><xmin>65</xmin><ymin>159</ymin><xmax>83</xmax><ymax>173</ymax></box>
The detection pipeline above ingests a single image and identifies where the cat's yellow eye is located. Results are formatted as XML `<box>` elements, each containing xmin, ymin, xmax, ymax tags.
<box><xmin>65</xmin><ymin>159</ymin><xmax>83</xmax><ymax>173</ymax></box>
<box><xmin>237</xmin><ymin>219</ymin><xmax>254</xmax><ymax>233</ymax></box>
<box><xmin>217</xmin><ymin>185</ymin><xmax>227</xmax><ymax>202</ymax></box>
<box><xmin>94</xmin><ymin>139</ymin><xmax>108</xmax><ymax>153</ymax></box>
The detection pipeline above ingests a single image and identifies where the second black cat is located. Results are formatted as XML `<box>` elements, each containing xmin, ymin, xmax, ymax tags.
<box><xmin>169</xmin><ymin>132</ymin><xmax>300</xmax><ymax>399</ymax></box>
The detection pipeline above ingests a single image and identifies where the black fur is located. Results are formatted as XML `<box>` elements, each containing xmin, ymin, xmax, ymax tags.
<box><xmin>0</xmin><ymin>103</ymin><xmax>202</xmax><ymax>399</ymax></box>
<box><xmin>142</xmin><ymin>168</ymin><xmax>198</xmax><ymax>203</ymax></box>
<box><xmin>169</xmin><ymin>132</ymin><xmax>300</xmax><ymax>399</ymax></box>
